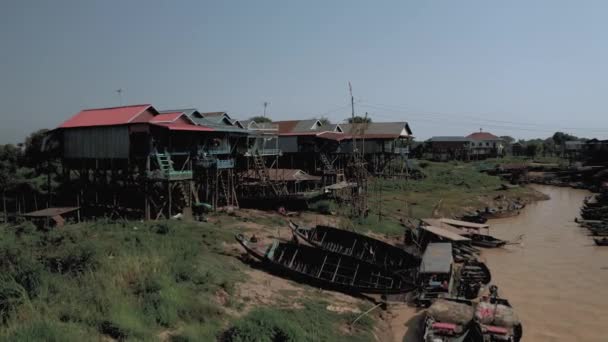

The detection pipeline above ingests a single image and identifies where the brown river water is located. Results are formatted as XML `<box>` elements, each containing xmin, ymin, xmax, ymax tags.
<box><xmin>482</xmin><ymin>185</ymin><xmax>608</xmax><ymax>342</ymax></box>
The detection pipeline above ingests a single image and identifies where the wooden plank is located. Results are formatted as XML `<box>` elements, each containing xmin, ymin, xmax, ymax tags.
<box><xmin>331</xmin><ymin>256</ymin><xmax>343</xmax><ymax>282</ymax></box>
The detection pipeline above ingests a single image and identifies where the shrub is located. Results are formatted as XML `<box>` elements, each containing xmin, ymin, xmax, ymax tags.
<box><xmin>4</xmin><ymin>320</ymin><xmax>92</xmax><ymax>342</ymax></box>
<box><xmin>221</xmin><ymin>308</ymin><xmax>304</xmax><ymax>342</ymax></box>
<box><xmin>0</xmin><ymin>277</ymin><xmax>26</xmax><ymax>324</ymax></box>
<box><xmin>44</xmin><ymin>242</ymin><xmax>100</xmax><ymax>275</ymax></box>
<box><xmin>308</xmin><ymin>200</ymin><xmax>333</xmax><ymax>215</ymax></box>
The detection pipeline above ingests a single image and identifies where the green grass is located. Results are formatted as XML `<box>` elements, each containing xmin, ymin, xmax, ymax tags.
<box><xmin>220</xmin><ymin>300</ymin><xmax>374</xmax><ymax>342</ymax></box>
<box><xmin>0</xmin><ymin>219</ymin><xmax>377</xmax><ymax>341</ymax></box>
<box><xmin>350</xmin><ymin>160</ymin><xmax>543</xmax><ymax>235</ymax></box>
<box><xmin>0</xmin><ymin>220</ymin><xmax>245</xmax><ymax>341</ymax></box>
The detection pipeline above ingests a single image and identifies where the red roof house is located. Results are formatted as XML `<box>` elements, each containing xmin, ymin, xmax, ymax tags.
<box><xmin>58</xmin><ymin>104</ymin><xmax>157</xmax><ymax>128</ymax></box>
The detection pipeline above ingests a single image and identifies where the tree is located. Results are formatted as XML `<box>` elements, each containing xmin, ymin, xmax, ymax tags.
<box><xmin>317</xmin><ymin>116</ymin><xmax>331</xmax><ymax>126</ymax></box>
<box><xmin>347</xmin><ymin>116</ymin><xmax>371</xmax><ymax>124</ymax></box>
<box><xmin>524</xmin><ymin>140</ymin><xmax>544</xmax><ymax>157</ymax></box>
<box><xmin>23</xmin><ymin>129</ymin><xmax>51</xmax><ymax>170</ymax></box>
<box><xmin>552</xmin><ymin>132</ymin><xmax>578</xmax><ymax>146</ymax></box>
<box><xmin>499</xmin><ymin>136</ymin><xmax>515</xmax><ymax>145</ymax></box>
<box><xmin>542</xmin><ymin>138</ymin><xmax>556</xmax><ymax>157</ymax></box>
<box><xmin>249</xmin><ymin>116</ymin><xmax>272</xmax><ymax>124</ymax></box>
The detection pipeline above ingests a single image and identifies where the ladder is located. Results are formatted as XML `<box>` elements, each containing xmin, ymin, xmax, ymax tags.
<box><xmin>253</xmin><ymin>153</ymin><xmax>270</xmax><ymax>183</ymax></box>
<box><xmin>218</xmin><ymin>171</ymin><xmax>232</xmax><ymax>207</ymax></box>
<box><xmin>320</xmin><ymin>152</ymin><xmax>335</xmax><ymax>172</ymax></box>
<box><xmin>155</xmin><ymin>153</ymin><xmax>174</xmax><ymax>175</ymax></box>
<box><xmin>253</xmin><ymin>152</ymin><xmax>288</xmax><ymax>196</ymax></box>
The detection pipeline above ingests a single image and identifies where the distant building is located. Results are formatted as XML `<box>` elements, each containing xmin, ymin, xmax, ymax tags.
<box><xmin>426</xmin><ymin>136</ymin><xmax>471</xmax><ymax>161</ymax></box>
<box><xmin>563</xmin><ymin>140</ymin><xmax>585</xmax><ymax>160</ymax></box>
<box><xmin>272</xmin><ymin>119</ymin><xmax>412</xmax><ymax>177</ymax></box>
<box><xmin>466</xmin><ymin>131</ymin><xmax>504</xmax><ymax>159</ymax></box>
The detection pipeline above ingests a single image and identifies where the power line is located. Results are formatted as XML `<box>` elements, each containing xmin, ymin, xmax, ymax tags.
<box><xmin>357</xmin><ymin>102</ymin><xmax>608</xmax><ymax>135</ymax></box>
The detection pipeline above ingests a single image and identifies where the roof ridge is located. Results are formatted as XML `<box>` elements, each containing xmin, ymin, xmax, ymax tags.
<box><xmin>81</xmin><ymin>104</ymin><xmax>151</xmax><ymax>111</ymax></box>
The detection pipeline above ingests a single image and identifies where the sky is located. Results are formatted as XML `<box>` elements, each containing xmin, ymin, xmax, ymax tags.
<box><xmin>2</xmin><ymin>0</ymin><xmax>608</xmax><ymax>143</ymax></box>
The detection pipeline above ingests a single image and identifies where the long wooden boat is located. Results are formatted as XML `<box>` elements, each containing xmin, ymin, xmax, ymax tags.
<box><xmin>475</xmin><ymin>291</ymin><xmax>523</xmax><ymax>342</ymax></box>
<box><xmin>288</xmin><ymin>221</ymin><xmax>420</xmax><ymax>271</ymax></box>
<box><xmin>235</xmin><ymin>234</ymin><xmax>416</xmax><ymax>294</ymax></box>
<box><xmin>423</xmin><ymin>298</ymin><xmax>479</xmax><ymax>342</ymax></box>
<box><xmin>594</xmin><ymin>238</ymin><xmax>608</xmax><ymax>246</ymax></box>
<box><xmin>463</xmin><ymin>233</ymin><xmax>507</xmax><ymax>248</ymax></box>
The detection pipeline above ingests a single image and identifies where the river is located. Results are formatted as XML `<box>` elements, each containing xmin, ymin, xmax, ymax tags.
<box><xmin>483</xmin><ymin>185</ymin><xmax>608</xmax><ymax>341</ymax></box>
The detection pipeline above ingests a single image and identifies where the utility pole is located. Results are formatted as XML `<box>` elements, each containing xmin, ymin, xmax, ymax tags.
<box><xmin>116</xmin><ymin>89</ymin><xmax>123</xmax><ymax>106</ymax></box>
<box><xmin>263</xmin><ymin>101</ymin><xmax>269</xmax><ymax>117</ymax></box>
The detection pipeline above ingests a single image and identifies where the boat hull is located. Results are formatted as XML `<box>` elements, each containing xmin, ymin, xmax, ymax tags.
<box><xmin>289</xmin><ymin>221</ymin><xmax>420</xmax><ymax>271</ymax></box>
<box><xmin>236</xmin><ymin>234</ymin><xmax>416</xmax><ymax>294</ymax></box>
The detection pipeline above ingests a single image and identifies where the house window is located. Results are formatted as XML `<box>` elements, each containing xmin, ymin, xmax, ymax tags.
<box><xmin>485</xmin><ymin>142</ymin><xmax>489</xmax><ymax>147</ymax></box>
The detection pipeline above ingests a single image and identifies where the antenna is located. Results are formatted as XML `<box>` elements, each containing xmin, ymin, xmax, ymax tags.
<box><xmin>349</xmin><ymin>82</ymin><xmax>354</xmax><ymax>121</ymax></box>
<box><xmin>116</xmin><ymin>88</ymin><xmax>123</xmax><ymax>106</ymax></box>
<box><xmin>263</xmin><ymin>101</ymin><xmax>269</xmax><ymax>117</ymax></box>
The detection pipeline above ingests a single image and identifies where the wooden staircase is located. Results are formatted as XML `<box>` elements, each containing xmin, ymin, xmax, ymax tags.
<box><xmin>156</xmin><ymin>153</ymin><xmax>173</xmax><ymax>175</ymax></box>
<box><xmin>253</xmin><ymin>152</ymin><xmax>288</xmax><ymax>196</ymax></box>
<box><xmin>320</xmin><ymin>152</ymin><xmax>335</xmax><ymax>172</ymax></box>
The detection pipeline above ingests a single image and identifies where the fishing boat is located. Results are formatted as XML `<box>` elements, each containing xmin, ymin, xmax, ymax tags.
<box><xmin>593</xmin><ymin>237</ymin><xmax>608</xmax><ymax>246</ymax></box>
<box><xmin>463</xmin><ymin>233</ymin><xmax>507</xmax><ymax>248</ymax></box>
<box><xmin>288</xmin><ymin>221</ymin><xmax>420</xmax><ymax>270</ymax></box>
<box><xmin>456</xmin><ymin>260</ymin><xmax>492</xmax><ymax>300</ymax></box>
<box><xmin>475</xmin><ymin>286</ymin><xmax>523</xmax><ymax>342</ymax></box>
<box><xmin>423</xmin><ymin>298</ymin><xmax>480</xmax><ymax>342</ymax></box>
<box><xmin>235</xmin><ymin>234</ymin><xmax>416</xmax><ymax>294</ymax></box>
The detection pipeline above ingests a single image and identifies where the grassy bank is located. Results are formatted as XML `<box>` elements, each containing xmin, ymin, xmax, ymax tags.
<box><xmin>0</xmin><ymin>219</ymin><xmax>375</xmax><ymax>341</ymax></box>
<box><xmin>0</xmin><ymin>160</ymin><xmax>546</xmax><ymax>341</ymax></box>
<box><xmin>351</xmin><ymin>161</ymin><xmax>547</xmax><ymax>235</ymax></box>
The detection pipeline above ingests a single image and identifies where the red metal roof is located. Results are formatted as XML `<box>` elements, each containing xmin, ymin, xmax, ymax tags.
<box><xmin>150</xmin><ymin>112</ymin><xmax>183</xmax><ymax>123</ymax></box>
<box><xmin>59</xmin><ymin>104</ymin><xmax>154</xmax><ymax>128</ymax></box>
<box><xmin>467</xmin><ymin>132</ymin><xmax>500</xmax><ymax>141</ymax></box>
<box><xmin>276</xmin><ymin>120</ymin><xmax>301</xmax><ymax>134</ymax></box>
<box><xmin>151</xmin><ymin>122</ymin><xmax>214</xmax><ymax>132</ymax></box>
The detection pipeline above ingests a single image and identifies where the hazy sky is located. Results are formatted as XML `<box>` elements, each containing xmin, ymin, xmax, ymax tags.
<box><xmin>2</xmin><ymin>0</ymin><xmax>608</xmax><ymax>143</ymax></box>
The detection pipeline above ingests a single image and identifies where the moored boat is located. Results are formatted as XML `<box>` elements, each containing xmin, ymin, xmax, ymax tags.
<box><xmin>456</xmin><ymin>260</ymin><xmax>492</xmax><ymax>300</ymax></box>
<box><xmin>475</xmin><ymin>286</ymin><xmax>523</xmax><ymax>342</ymax></box>
<box><xmin>593</xmin><ymin>237</ymin><xmax>608</xmax><ymax>246</ymax></box>
<box><xmin>463</xmin><ymin>233</ymin><xmax>507</xmax><ymax>248</ymax></box>
<box><xmin>235</xmin><ymin>233</ymin><xmax>416</xmax><ymax>294</ymax></box>
<box><xmin>288</xmin><ymin>221</ymin><xmax>420</xmax><ymax>270</ymax></box>
<box><xmin>423</xmin><ymin>298</ymin><xmax>480</xmax><ymax>342</ymax></box>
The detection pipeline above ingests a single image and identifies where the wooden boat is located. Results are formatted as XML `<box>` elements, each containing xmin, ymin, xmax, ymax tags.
<box><xmin>460</xmin><ymin>212</ymin><xmax>488</xmax><ymax>224</ymax></box>
<box><xmin>594</xmin><ymin>238</ymin><xmax>608</xmax><ymax>246</ymax></box>
<box><xmin>456</xmin><ymin>260</ymin><xmax>492</xmax><ymax>300</ymax></box>
<box><xmin>288</xmin><ymin>221</ymin><xmax>420</xmax><ymax>271</ymax></box>
<box><xmin>463</xmin><ymin>233</ymin><xmax>507</xmax><ymax>248</ymax></box>
<box><xmin>475</xmin><ymin>287</ymin><xmax>523</xmax><ymax>342</ymax></box>
<box><xmin>423</xmin><ymin>298</ymin><xmax>480</xmax><ymax>342</ymax></box>
<box><xmin>235</xmin><ymin>234</ymin><xmax>416</xmax><ymax>294</ymax></box>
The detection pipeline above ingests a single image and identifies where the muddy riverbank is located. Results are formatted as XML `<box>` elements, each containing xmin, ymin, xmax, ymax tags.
<box><xmin>483</xmin><ymin>185</ymin><xmax>608</xmax><ymax>342</ymax></box>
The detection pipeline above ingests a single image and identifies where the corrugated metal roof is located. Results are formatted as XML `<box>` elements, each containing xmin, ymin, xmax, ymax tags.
<box><xmin>420</xmin><ymin>242</ymin><xmax>453</xmax><ymax>274</ymax></box>
<box><xmin>341</xmin><ymin>122</ymin><xmax>412</xmax><ymax>137</ymax></box>
<box><xmin>242</xmin><ymin>168</ymin><xmax>321</xmax><ymax>181</ymax></box>
<box><xmin>420</xmin><ymin>225</ymin><xmax>471</xmax><ymax>241</ymax></box>
<box><xmin>59</xmin><ymin>104</ymin><xmax>155</xmax><ymax>128</ymax></box>
<box><xmin>428</xmin><ymin>136</ymin><xmax>471</xmax><ymax>142</ymax></box>
<box><xmin>275</xmin><ymin>119</ymin><xmax>322</xmax><ymax>134</ymax></box>
<box><xmin>151</xmin><ymin>122</ymin><xmax>214</xmax><ymax>132</ymax></box>
<box><xmin>467</xmin><ymin>132</ymin><xmax>500</xmax><ymax>141</ymax></box>
<box><xmin>150</xmin><ymin>112</ymin><xmax>184</xmax><ymax>123</ymax></box>
<box><xmin>22</xmin><ymin>207</ymin><xmax>80</xmax><ymax>217</ymax></box>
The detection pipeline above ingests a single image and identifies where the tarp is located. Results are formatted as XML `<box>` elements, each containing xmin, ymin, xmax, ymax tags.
<box><xmin>428</xmin><ymin>299</ymin><xmax>475</xmax><ymax>325</ymax></box>
<box><xmin>420</xmin><ymin>242</ymin><xmax>453</xmax><ymax>274</ymax></box>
